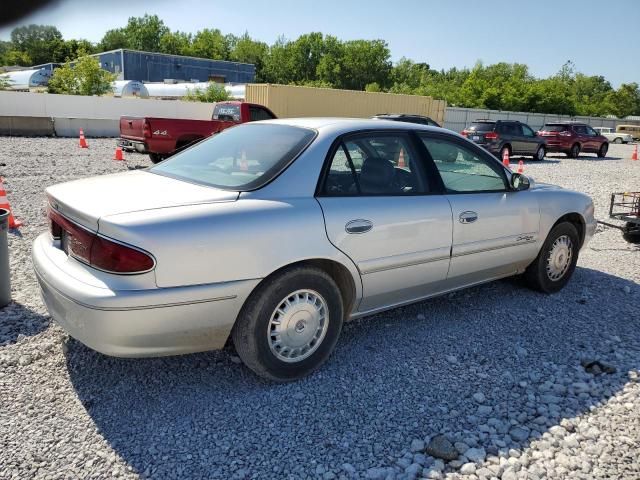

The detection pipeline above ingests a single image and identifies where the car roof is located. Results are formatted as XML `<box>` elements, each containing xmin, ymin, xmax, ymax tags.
<box><xmin>258</xmin><ymin>117</ymin><xmax>445</xmax><ymax>134</ymax></box>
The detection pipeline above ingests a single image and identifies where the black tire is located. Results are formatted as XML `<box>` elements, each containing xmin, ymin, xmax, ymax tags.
<box><xmin>613</xmin><ymin>137</ymin><xmax>623</xmax><ymax>144</ymax></box>
<box><xmin>524</xmin><ymin>222</ymin><xmax>580</xmax><ymax>294</ymax></box>
<box><xmin>567</xmin><ymin>144</ymin><xmax>581</xmax><ymax>158</ymax></box>
<box><xmin>622</xmin><ymin>222</ymin><xmax>640</xmax><ymax>244</ymax></box>
<box><xmin>597</xmin><ymin>143</ymin><xmax>608</xmax><ymax>158</ymax></box>
<box><xmin>533</xmin><ymin>145</ymin><xmax>546</xmax><ymax>161</ymax></box>
<box><xmin>231</xmin><ymin>266</ymin><xmax>344</xmax><ymax>382</ymax></box>
<box><xmin>148</xmin><ymin>153</ymin><xmax>164</xmax><ymax>164</ymax></box>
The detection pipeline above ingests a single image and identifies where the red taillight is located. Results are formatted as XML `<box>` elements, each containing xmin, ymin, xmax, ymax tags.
<box><xmin>485</xmin><ymin>132</ymin><xmax>499</xmax><ymax>140</ymax></box>
<box><xmin>143</xmin><ymin>120</ymin><xmax>151</xmax><ymax>138</ymax></box>
<box><xmin>90</xmin><ymin>236</ymin><xmax>155</xmax><ymax>273</ymax></box>
<box><xmin>461</xmin><ymin>130</ymin><xmax>469</xmax><ymax>137</ymax></box>
<box><xmin>48</xmin><ymin>207</ymin><xmax>154</xmax><ymax>274</ymax></box>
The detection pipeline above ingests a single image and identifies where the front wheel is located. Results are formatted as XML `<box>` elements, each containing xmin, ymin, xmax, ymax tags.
<box><xmin>622</xmin><ymin>222</ymin><xmax>640</xmax><ymax>244</ymax></box>
<box><xmin>232</xmin><ymin>266</ymin><xmax>344</xmax><ymax>382</ymax></box>
<box><xmin>524</xmin><ymin>222</ymin><xmax>580</xmax><ymax>293</ymax></box>
<box><xmin>597</xmin><ymin>143</ymin><xmax>608</xmax><ymax>158</ymax></box>
<box><xmin>533</xmin><ymin>145</ymin><xmax>546</xmax><ymax>161</ymax></box>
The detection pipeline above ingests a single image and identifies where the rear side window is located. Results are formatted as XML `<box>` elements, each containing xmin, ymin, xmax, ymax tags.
<box><xmin>322</xmin><ymin>134</ymin><xmax>428</xmax><ymax>196</ymax></box>
<box><xmin>420</xmin><ymin>135</ymin><xmax>507</xmax><ymax>193</ymax></box>
<box><xmin>249</xmin><ymin>106</ymin><xmax>275</xmax><ymax>122</ymax></box>
<box><xmin>467</xmin><ymin>122</ymin><xmax>495</xmax><ymax>132</ymax></box>
<box><xmin>499</xmin><ymin>123</ymin><xmax>522</xmax><ymax>136</ymax></box>
<box><xmin>541</xmin><ymin>125</ymin><xmax>568</xmax><ymax>132</ymax></box>
<box><xmin>573</xmin><ymin>125</ymin><xmax>588</xmax><ymax>135</ymax></box>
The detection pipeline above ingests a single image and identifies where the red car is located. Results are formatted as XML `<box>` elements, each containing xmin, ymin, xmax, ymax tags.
<box><xmin>537</xmin><ymin>122</ymin><xmax>609</xmax><ymax>158</ymax></box>
<box><xmin>119</xmin><ymin>101</ymin><xmax>276</xmax><ymax>163</ymax></box>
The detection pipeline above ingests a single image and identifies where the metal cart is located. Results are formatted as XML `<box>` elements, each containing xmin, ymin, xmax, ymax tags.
<box><xmin>599</xmin><ymin>192</ymin><xmax>640</xmax><ymax>244</ymax></box>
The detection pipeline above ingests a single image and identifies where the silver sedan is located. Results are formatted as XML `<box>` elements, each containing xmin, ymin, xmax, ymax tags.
<box><xmin>33</xmin><ymin>118</ymin><xmax>597</xmax><ymax>381</ymax></box>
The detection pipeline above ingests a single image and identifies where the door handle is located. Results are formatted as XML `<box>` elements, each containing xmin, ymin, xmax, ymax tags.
<box><xmin>459</xmin><ymin>211</ymin><xmax>478</xmax><ymax>224</ymax></box>
<box><xmin>345</xmin><ymin>219</ymin><xmax>373</xmax><ymax>234</ymax></box>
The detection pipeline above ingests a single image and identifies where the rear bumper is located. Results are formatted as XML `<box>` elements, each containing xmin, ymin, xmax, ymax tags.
<box><xmin>118</xmin><ymin>138</ymin><xmax>147</xmax><ymax>153</ymax></box>
<box><xmin>542</xmin><ymin>141</ymin><xmax>571</xmax><ymax>152</ymax></box>
<box><xmin>32</xmin><ymin>233</ymin><xmax>260</xmax><ymax>357</ymax></box>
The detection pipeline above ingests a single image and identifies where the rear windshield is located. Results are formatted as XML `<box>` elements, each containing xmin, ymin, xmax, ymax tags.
<box><xmin>467</xmin><ymin>122</ymin><xmax>495</xmax><ymax>132</ymax></box>
<box><xmin>151</xmin><ymin>124</ymin><xmax>316</xmax><ymax>191</ymax></box>
<box><xmin>541</xmin><ymin>124</ymin><xmax>568</xmax><ymax>132</ymax></box>
<box><xmin>213</xmin><ymin>104</ymin><xmax>241</xmax><ymax>121</ymax></box>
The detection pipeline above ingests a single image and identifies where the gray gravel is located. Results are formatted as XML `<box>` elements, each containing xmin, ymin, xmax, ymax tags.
<box><xmin>0</xmin><ymin>137</ymin><xmax>639</xmax><ymax>479</ymax></box>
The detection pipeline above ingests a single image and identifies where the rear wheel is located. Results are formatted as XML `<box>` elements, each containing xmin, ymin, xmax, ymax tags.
<box><xmin>622</xmin><ymin>222</ymin><xmax>640</xmax><ymax>244</ymax></box>
<box><xmin>567</xmin><ymin>143</ymin><xmax>581</xmax><ymax>158</ymax></box>
<box><xmin>524</xmin><ymin>222</ymin><xmax>580</xmax><ymax>293</ymax></box>
<box><xmin>613</xmin><ymin>137</ymin><xmax>623</xmax><ymax>144</ymax></box>
<box><xmin>597</xmin><ymin>143</ymin><xmax>608</xmax><ymax>158</ymax></box>
<box><xmin>148</xmin><ymin>153</ymin><xmax>165</xmax><ymax>164</ymax></box>
<box><xmin>232</xmin><ymin>266</ymin><xmax>344</xmax><ymax>382</ymax></box>
<box><xmin>534</xmin><ymin>145</ymin><xmax>546</xmax><ymax>161</ymax></box>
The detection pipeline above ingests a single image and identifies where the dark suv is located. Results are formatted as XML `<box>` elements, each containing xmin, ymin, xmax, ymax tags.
<box><xmin>462</xmin><ymin>120</ymin><xmax>546</xmax><ymax>160</ymax></box>
<box><xmin>372</xmin><ymin>114</ymin><xmax>441</xmax><ymax>127</ymax></box>
<box><xmin>537</xmin><ymin>122</ymin><xmax>608</xmax><ymax>158</ymax></box>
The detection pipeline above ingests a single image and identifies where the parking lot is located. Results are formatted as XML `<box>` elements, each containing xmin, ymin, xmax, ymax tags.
<box><xmin>0</xmin><ymin>138</ymin><xmax>638</xmax><ymax>479</ymax></box>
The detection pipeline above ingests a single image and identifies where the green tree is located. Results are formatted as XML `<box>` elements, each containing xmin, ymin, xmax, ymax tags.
<box><xmin>123</xmin><ymin>14</ymin><xmax>169</xmax><ymax>52</ymax></box>
<box><xmin>183</xmin><ymin>82</ymin><xmax>230</xmax><ymax>102</ymax></box>
<box><xmin>190</xmin><ymin>28</ymin><xmax>230</xmax><ymax>60</ymax></box>
<box><xmin>159</xmin><ymin>31</ymin><xmax>192</xmax><ymax>55</ymax></box>
<box><xmin>2</xmin><ymin>50</ymin><xmax>32</xmax><ymax>66</ymax></box>
<box><xmin>337</xmin><ymin>40</ymin><xmax>391</xmax><ymax>90</ymax></box>
<box><xmin>10</xmin><ymin>24</ymin><xmax>62</xmax><ymax>65</ymax></box>
<box><xmin>606</xmin><ymin>83</ymin><xmax>640</xmax><ymax>118</ymax></box>
<box><xmin>98</xmin><ymin>28</ymin><xmax>129</xmax><ymax>51</ymax></box>
<box><xmin>52</xmin><ymin>39</ymin><xmax>96</xmax><ymax>63</ymax></box>
<box><xmin>47</xmin><ymin>51</ymin><xmax>116</xmax><ymax>95</ymax></box>
<box><xmin>229</xmin><ymin>33</ymin><xmax>268</xmax><ymax>81</ymax></box>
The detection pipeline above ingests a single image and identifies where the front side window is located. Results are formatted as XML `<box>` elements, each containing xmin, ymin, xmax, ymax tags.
<box><xmin>521</xmin><ymin>124</ymin><xmax>535</xmax><ymax>137</ymax></box>
<box><xmin>151</xmin><ymin>124</ymin><xmax>315</xmax><ymax>190</ymax></box>
<box><xmin>323</xmin><ymin>134</ymin><xmax>427</xmax><ymax>196</ymax></box>
<box><xmin>420</xmin><ymin>136</ymin><xmax>507</xmax><ymax>193</ymax></box>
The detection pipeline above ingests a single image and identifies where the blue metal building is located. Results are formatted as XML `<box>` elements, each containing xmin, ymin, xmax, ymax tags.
<box><xmin>93</xmin><ymin>49</ymin><xmax>255</xmax><ymax>84</ymax></box>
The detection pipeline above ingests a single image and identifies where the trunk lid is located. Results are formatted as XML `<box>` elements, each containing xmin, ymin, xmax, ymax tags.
<box><xmin>46</xmin><ymin>170</ymin><xmax>238</xmax><ymax>231</ymax></box>
<box><xmin>120</xmin><ymin>116</ymin><xmax>146</xmax><ymax>141</ymax></box>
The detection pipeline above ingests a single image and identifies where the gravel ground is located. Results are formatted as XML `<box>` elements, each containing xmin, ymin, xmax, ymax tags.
<box><xmin>0</xmin><ymin>137</ymin><xmax>638</xmax><ymax>480</ymax></box>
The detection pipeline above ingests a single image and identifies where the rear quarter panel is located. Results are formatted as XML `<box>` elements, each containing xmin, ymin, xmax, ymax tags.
<box><xmin>98</xmin><ymin>198</ymin><xmax>362</xmax><ymax>299</ymax></box>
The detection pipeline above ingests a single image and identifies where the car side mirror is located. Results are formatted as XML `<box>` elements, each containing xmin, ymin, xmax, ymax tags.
<box><xmin>511</xmin><ymin>173</ymin><xmax>530</xmax><ymax>191</ymax></box>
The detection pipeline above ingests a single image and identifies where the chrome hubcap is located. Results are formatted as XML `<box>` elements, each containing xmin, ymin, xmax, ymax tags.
<box><xmin>267</xmin><ymin>289</ymin><xmax>329</xmax><ymax>363</ymax></box>
<box><xmin>546</xmin><ymin>235</ymin><xmax>573</xmax><ymax>281</ymax></box>
<box><xmin>538</xmin><ymin>147</ymin><xmax>545</xmax><ymax>159</ymax></box>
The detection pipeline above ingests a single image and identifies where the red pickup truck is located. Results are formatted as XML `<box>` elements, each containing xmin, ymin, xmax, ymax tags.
<box><xmin>119</xmin><ymin>101</ymin><xmax>277</xmax><ymax>163</ymax></box>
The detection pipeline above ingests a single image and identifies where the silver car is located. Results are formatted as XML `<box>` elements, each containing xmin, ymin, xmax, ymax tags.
<box><xmin>33</xmin><ymin>119</ymin><xmax>597</xmax><ymax>381</ymax></box>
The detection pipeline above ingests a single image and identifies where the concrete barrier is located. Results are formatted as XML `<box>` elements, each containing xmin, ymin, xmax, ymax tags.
<box><xmin>53</xmin><ymin>118</ymin><xmax>119</xmax><ymax>137</ymax></box>
<box><xmin>0</xmin><ymin>116</ymin><xmax>54</xmax><ymax>136</ymax></box>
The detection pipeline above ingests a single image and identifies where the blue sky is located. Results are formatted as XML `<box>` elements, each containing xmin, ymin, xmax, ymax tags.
<box><xmin>1</xmin><ymin>0</ymin><xmax>637</xmax><ymax>86</ymax></box>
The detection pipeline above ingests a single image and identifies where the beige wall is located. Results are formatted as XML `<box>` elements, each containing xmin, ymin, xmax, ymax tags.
<box><xmin>0</xmin><ymin>91</ymin><xmax>213</xmax><ymax>120</ymax></box>
<box><xmin>246</xmin><ymin>84</ymin><xmax>446</xmax><ymax>124</ymax></box>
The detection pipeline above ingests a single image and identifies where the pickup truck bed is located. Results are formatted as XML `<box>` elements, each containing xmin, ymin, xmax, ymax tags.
<box><xmin>119</xmin><ymin>101</ymin><xmax>276</xmax><ymax>163</ymax></box>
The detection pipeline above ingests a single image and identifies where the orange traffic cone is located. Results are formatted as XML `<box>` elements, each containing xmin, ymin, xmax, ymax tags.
<box><xmin>502</xmin><ymin>149</ymin><xmax>511</xmax><ymax>168</ymax></box>
<box><xmin>0</xmin><ymin>177</ymin><xmax>22</xmax><ymax>229</ymax></box>
<box><xmin>398</xmin><ymin>148</ymin><xmax>406</xmax><ymax>168</ymax></box>
<box><xmin>113</xmin><ymin>146</ymin><xmax>124</xmax><ymax>161</ymax></box>
<box><xmin>517</xmin><ymin>160</ymin><xmax>524</xmax><ymax>173</ymax></box>
<box><xmin>632</xmin><ymin>145</ymin><xmax>638</xmax><ymax>161</ymax></box>
<box><xmin>79</xmin><ymin>129</ymin><xmax>88</xmax><ymax>149</ymax></box>
<box><xmin>239</xmin><ymin>150</ymin><xmax>248</xmax><ymax>171</ymax></box>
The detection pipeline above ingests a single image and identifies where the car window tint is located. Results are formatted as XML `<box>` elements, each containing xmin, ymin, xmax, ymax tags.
<box><xmin>249</xmin><ymin>106</ymin><xmax>275</xmax><ymax>122</ymax></box>
<box><xmin>573</xmin><ymin>125</ymin><xmax>587</xmax><ymax>135</ymax></box>
<box><xmin>323</xmin><ymin>135</ymin><xmax>427</xmax><ymax>196</ymax></box>
<box><xmin>420</xmin><ymin>136</ymin><xmax>507</xmax><ymax>193</ymax></box>
<box><xmin>521</xmin><ymin>124</ymin><xmax>535</xmax><ymax>137</ymax></box>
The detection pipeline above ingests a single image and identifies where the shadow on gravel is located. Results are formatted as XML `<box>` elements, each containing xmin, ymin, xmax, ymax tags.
<box><xmin>0</xmin><ymin>302</ymin><xmax>49</xmax><ymax>346</ymax></box>
<box><xmin>66</xmin><ymin>267</ymin><xmax>639</xmax><ymax>479</ymax></box>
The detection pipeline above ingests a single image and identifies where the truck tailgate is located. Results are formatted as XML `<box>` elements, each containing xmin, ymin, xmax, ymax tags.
<box><xmin>120</xmin><ymin>116</ymin><xmax>145</xmax><ymax>141</ymax></box>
